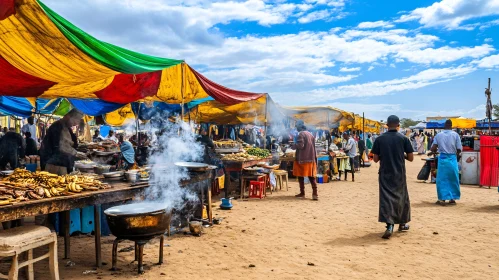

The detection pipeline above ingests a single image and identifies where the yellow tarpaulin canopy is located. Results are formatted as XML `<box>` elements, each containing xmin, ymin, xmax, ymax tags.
<box><xmin>103</xmin><ymin>104</ymin><xmax>136</xmax><ymax>126</ymax></box>
<box><xmin>186</xmin><ymin>95</ymin><xmax>286</xmax><ymax>125</ymax></box>
<box><xmin>450</xmin><ymin>118</ymin><xmax>476</xmax><ymax>129</ymax></box>
<box><xmin>343</xmin><ymin>115</ymin><xmax>381</xmax><ymax>133</ymax></box>
<box><xmin>282</xmin><ymin>106</ymin><xmax>354</xmax><ymax>129</ymax></box>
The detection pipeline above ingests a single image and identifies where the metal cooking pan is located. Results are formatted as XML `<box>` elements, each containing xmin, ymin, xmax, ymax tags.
<box><xmin>104</xmin><ymin>203</ymin><xmax>172</xmax><ymax>240</ymax></box>
<box><xmin>174</xmin><ymin>162</ymin><xmax>209</xmax><ymax>172</ymax></box>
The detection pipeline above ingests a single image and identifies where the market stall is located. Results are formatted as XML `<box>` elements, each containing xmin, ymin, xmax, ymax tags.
<box><xmin>0</xmin><ymin>168</ymin><xmax>213</xmax><ymax>267</ymax></box>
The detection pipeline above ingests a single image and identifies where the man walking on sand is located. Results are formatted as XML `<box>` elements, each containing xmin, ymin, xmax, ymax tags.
<box><xmin>372</xmin><ymin>115</ymin><xmax>414</xmax><ymax>239</ymax></box>
<box><xmin>431</xmin><ymin>119</ymin><xmax>462</xmax><ymax>206</ymax></box>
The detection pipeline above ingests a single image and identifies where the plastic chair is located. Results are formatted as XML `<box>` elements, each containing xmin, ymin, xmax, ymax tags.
<box><xmin>0</xmin><ymin>225</ymin><xmax>59</xmax><ymax>280</ymax></box>
<box><xmin>248</xmin><ymin>180</ymin><xmax>265</xmax><ymax>199</ymax></box>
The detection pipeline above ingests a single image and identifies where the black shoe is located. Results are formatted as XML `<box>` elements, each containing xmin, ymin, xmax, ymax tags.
<box><xmin>436</xmin><ymin>200</ymin><xmax>446</xmax><ymax>206</ymax></box>
<box><xmin>398</xmin><ymin>224</ymin><xmax>410</xmax><ymax>232</ymax></box>
<box><xmin>382</xmin><ymin>224</ymin><xmax>394</xmax><ymax>239</ymax></box>
<box><xmin>448</xmin><ymin>200</ymin><xmax>456</xmax><ymax>205</ymax></box>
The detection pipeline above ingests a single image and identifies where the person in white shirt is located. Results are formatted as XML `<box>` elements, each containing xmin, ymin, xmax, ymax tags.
<box><xmin>106</xmin><ymin>130</ymin><xmax>118</xmax><ymax>143</ymax></box>
<box><xmin>342</xmin><ymin>132</ymin><xmax>357</xmax><ymax>181</ymax></box>
<box><xmin>21</xmin><ymin>116</ymin><xmax>37</xmax><ymax>144</ymax></box>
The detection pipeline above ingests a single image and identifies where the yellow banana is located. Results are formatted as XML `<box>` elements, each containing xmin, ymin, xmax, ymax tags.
<box><xmin>44</xmin><ymin>188</ymin><xmax>52</xmax><ymax>198</ymax></box>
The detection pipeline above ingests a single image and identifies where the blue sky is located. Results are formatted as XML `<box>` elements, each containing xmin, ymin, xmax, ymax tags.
<box><xmin>44</xmin><ymin>0</ymin><xmax>499</xmax><ymax>121</ymax></box>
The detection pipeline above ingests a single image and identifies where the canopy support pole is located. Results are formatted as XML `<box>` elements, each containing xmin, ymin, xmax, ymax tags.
<box><xmin>362</xmin><ymin>112</ymin><xmax>365</xmax><ymax>154</ymax></box>
<box><xmin>136</xmin><ymin>104</ymin><xmax>140</xmax><ymax>145</ymax></box>
<box><xmin>263</xmin><ymin>94</ymin><xmax>269</xmax><ymax>149</ymax></box>
<box><xmin>181</xmin><ymin>62</ymin><xmax>185</xmax><ymax>121</ymax></box>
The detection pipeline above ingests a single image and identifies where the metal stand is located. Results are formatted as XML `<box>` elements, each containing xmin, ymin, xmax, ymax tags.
<box><xmin>111</xmin><ymin>235</ymin><xmax>165</xmax><ymax>274</ymax></box>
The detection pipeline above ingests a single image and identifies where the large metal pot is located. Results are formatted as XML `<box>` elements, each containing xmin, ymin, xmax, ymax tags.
<box><xmin>104</xmin><ymin>203</ymin><xmax>172</xmax><ymax>240</ymax></box>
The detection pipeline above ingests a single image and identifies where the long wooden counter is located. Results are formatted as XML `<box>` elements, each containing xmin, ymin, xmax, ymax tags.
<box><xmin>0</xmin><ymin>170</ymin><xmax>214</xmax><ymax>268</ymax></box>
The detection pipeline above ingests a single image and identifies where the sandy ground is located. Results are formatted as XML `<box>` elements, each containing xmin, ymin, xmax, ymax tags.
<box><xmin>12</xmin><ymin>155</ymin><xmax>499</xmax><ymax>279</ymax></box>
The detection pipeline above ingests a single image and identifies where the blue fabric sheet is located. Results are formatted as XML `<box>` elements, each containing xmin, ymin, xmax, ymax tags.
<box><xmin>426</xmin><ymin>120</ymin><xmax>446</xmax><ymax>129</ymax></box>
<box><xmin>186</xmin><ymin>97</ymin><xmax>214</xmax><ymax>109</ymax></box>
<box><xmin>69</xmin><ymin>99</ymin><xmax>125</xmax><ymax>116</ymax></box>
<box><xmin>36</xmin><ymin>98</ymin><xmax>65</xmax><ymax>114</ymax></box>
<box><xmin>436</xmin><ymin>153</ymin><xmax>460</xmax><ymax>200</ymax></box>
<box><xmin>0</xmin><ymin>97</ymin><xmax>34</xmax><ymax>117</ymax></box>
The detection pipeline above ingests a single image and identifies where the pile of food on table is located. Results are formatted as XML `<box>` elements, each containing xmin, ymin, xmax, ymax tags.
<box><xmin>0</xmin><ymin>169</ymin><xmax>110</xmax><ymax>205</ymax></box>
<box><xmin>219</xmin><ymin>147</ymin><xmax>271</xmax><ymax>162</ymax></box>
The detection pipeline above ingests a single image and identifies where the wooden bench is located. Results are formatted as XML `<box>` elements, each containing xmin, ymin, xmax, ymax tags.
<box><xmin>0</xmin><ymin>225</ymin><xmax>59</xmax><ymax>280</ymax></box>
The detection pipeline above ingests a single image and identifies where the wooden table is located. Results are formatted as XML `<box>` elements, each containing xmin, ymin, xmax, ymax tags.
<box><xmin>222</xmin><ymin>158</ymin><xmax>270</xmax><ymax>198</ymax></box>
<box><xmin>0</xmin><ymin>170</ymin><xmax>213</xmax><ymax>268</ymax></box>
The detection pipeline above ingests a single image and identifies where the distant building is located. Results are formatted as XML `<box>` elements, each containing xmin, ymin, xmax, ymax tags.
<box><xmin>426</xmin><ymin>116</ymin><xmax>460</xmax><ymax>122</ymax></box>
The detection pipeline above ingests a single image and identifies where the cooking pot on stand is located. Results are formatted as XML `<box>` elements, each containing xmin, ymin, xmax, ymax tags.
<box><xmin>104</xmin><ymin>203</ymin><xmax>172</xmax><ymax>274</ymax></box>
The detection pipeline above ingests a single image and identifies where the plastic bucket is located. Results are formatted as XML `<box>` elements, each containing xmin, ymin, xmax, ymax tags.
<box><xmin>317</xmin><ymin>175</ymin><xmax>324</xmax><ymax>184</ymax></box>
<box><xmin>25</xmin><ymin>163</ymin><xmax>37</xmax><ymax>172</ymax></box>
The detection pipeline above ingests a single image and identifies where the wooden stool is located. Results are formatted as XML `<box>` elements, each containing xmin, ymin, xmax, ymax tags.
<box><xmin>0</xmin><ymin>225</ymin><xmax>59</xmax><ymax>280</ymax></box>
<box><xmin>274</xmin><ymin>170</ymin><xmax>288</xmax><ymax>191</ymax></box>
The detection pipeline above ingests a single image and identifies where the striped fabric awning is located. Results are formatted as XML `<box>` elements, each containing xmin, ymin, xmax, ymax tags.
<box><xmin>0</xmin><ymin>0</ymin><xmax>264</xmax><ymax>105</ymax></box>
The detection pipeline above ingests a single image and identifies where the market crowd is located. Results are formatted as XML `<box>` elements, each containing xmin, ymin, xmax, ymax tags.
<box><xmin>0</xmin><ymin>111</ymin><xmax>478</xmax><ymax>239</ymax></box>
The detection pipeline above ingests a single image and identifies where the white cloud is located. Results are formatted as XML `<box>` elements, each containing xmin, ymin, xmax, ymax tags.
<box><xmin>298</xmin><ymin>9</ymin><xmax>332</xmax><ymax>23</ymax></box>
<box><xmin>286</xmin><ymin>65</ymin><xmax>476</xmax><ymax>102</ymax></box>
<box><xmin>339</xmin><ymin>67</ymin><xmax>361</xmax><ymax>72</ymax></box>
<box><xmin>397</xmin><ymin>0</ymin><xmax>499</xmax><ymax>30</ymax></box>
<box><xmin>368</xmin><ymin>66</ymin><xmax>374</xmax><ymax>71</ymax></box>
<box><xmin>484</xmin><ymin>38</ymin><xmax>493</xmax><ymax>43</ymax></box>
<box><xmin>396</xmin><ymin>44</ymin><xmax>494</xmax><ymax>64</ymax></box>
<box><xmin>357</xmin><ymin>20</ymin><xmax>395</xmax><ymax>29</ymax></box>
<box><xmin>475</xmin><ymin>54</ymin><xmax>499</xmax><ymax>68</ymax></box>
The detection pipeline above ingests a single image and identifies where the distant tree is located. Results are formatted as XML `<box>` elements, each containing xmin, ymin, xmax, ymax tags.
<box><xmin>493</xmin><ymin>103</ymin><xmax>499</xmax><ymax>120</ymax></box>
<box><xmin>400</xmin><ymin>118</ymin><xmax>419</xmax><ymax>128</ymax></box>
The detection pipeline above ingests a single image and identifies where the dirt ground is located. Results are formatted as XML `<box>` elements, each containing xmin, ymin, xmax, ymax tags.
<box><xmin>24</xmin><ymin>156</ymin><xmax>499</xmax><ymax>279</ymax></box>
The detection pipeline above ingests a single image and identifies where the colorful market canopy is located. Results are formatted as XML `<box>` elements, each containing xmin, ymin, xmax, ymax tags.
<box><xmin>426</xmin><ymin>118</ymin><xmax>477</xmax><ymax>129</ymax></box>
<box><xmin>0</xmin><ymin>0</ymin><xmax>264</xmax><ymax>105</ymax></box>
<box><xmin>187</xmin><ymin>95</ymin><xmax>286</xmax><ymax>125</ymax></box>
<box><xmin>282</xmin><ymin>106</ymin><xmax>354</xmax><ymax>129</ymax></box>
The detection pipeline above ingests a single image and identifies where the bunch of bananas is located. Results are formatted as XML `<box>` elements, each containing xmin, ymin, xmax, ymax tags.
<box><xmin>0</xmin><ymin>169</ymin><xmax>110</xmax><ymax>204</ymax></box>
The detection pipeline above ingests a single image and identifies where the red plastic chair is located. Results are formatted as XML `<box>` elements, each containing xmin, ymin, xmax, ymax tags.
<box><xmin>248</xmin><ymin>180</ymin><xmax>265</xmax><ymax>199</ymax></box>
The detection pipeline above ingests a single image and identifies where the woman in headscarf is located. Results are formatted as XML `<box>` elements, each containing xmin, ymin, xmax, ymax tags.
<box><xmin>118</xmin><ymin>134</ymin><xmax>135</xmax><ymax>170</ymax></box>
<box><xmin>291</xmin><ymin>120</ymin><xmax>318</xmax><ymax>200</ymax></box>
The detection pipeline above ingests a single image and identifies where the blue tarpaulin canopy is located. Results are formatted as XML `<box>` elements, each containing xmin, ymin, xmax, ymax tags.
<box><xmin>476</xmin><ymin>119</ymin><xmax>499</xmax><ymax>128</ymax></box>
<box><xmin>426</xmin><ymin>120</ymin><xmax>446</xmax><ymax>129</ymax></box>
<box><xmin>0</xmin><ymin>96</ymin><xmax>34</xmax><ymax>117</ymax></box>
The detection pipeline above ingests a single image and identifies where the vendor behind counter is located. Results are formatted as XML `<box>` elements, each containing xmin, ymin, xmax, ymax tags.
<box><xmin>40</xmin><ymin>109</ymin><xmax>87</xmax><ymax>175</ymax></box>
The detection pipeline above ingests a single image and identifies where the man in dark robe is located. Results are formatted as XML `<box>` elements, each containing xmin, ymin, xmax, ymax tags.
<box><xmin>0</xmin><ymin>130</ymin><xmax>25</xmax><ymax>169</ymax></box>
<box><xmin>372</xmin><ymin>115</ymin><xmax>414</xmax><ymax>239</ymax></box>
<box><xmin>39</xmin><ymin>109</ymin><xmax>86</xmax><ymax>175</ymax></box>
<box><xmin>24</xmin><ymin>132</ymin><xmax>38</xmax><ymax>156</ymax></box>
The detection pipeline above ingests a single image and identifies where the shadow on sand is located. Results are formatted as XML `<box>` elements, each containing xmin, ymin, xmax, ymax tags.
<box><xmin>411</xmin><ymin>201</ymin><xmax>443</xmax><ymax>208</ymax></box>
<box><xmin>325</xmin><ymin>231</ymin><xmax>406</xmax><ymax>247</ymax></box>
<box><xmin>470</xmin><ymin>205</ymin><xmax>499</xmax><ymax>213</ymax></box>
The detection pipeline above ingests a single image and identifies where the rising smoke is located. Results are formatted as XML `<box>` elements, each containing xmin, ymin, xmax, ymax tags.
<box><xmin>146</xmin><ymin>120</ymin><xmax>204</xmax><ymax>212</ymax></box>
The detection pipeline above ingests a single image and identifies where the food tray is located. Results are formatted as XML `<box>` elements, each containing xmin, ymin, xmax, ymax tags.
<box><xmin>93</xmin><ymin>150</ymin><xmax>117</xmax><ymax>156</ymax></box>
<box><xmin>103</xmin><ymin>171</ymin><xmax>125</xmax><ymax>178</ymax></box>
<box><xmin>215</xmin><ymin>148</ymin><xmax>242</xmax><ymax>154</ymax></box>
